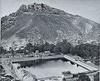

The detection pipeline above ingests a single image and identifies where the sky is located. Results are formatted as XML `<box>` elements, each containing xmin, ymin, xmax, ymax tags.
<box><xmin>0</xmin><ymin>0</ymin><xmax>100</xmax><ymax>23</ymax></box>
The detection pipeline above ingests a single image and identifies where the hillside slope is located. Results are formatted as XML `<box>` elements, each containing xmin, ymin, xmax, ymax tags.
<box><xmin>1</xmin><ymin>3</ymin><xmax>100</xmax><ymax>49</ymax></box>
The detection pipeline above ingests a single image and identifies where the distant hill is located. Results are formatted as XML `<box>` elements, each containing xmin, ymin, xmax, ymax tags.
<box><xmin>1</xmin><ymin>3</ymin><xmax>100</xmax><ymax>49</ymax></box>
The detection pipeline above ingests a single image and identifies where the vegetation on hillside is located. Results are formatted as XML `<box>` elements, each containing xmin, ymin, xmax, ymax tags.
<box><xmin>0</xmin><ymin>40</ymin><xmax>99</xmax><ymax>61</ymax></box>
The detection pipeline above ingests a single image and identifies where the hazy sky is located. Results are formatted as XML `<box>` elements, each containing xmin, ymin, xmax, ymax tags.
<box><xmin>0</xmin><ymin>0</ymin><xmax>100</xmax><ymax>23</ymax></box>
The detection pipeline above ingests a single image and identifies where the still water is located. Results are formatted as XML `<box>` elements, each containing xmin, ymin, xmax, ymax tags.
<box><xmin>13</xmin><ymin>59</ymin><xmax>87</xmax><ymax>79</ymax></box>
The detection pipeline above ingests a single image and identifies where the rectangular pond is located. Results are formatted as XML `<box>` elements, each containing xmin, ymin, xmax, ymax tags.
<box><xmin>12</xmin><ymin>58</ymin><xmax>88</xmax><ymax>79</ymax></box>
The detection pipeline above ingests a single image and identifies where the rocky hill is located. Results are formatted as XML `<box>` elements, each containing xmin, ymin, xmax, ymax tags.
<box><xmin>1</xmin><ymin>3</ymin><xmax>100</xmax><ymax>49</ymax></box>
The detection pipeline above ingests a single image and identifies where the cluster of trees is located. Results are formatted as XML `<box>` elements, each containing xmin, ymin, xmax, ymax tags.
<box><xmin>77</xmin><ymin>74</ymin><xmax>90</xmax><ymax>81</ymax></box>
<box><xmin>16</xmin><ymin>40</ymin><xmax>100</xmax><ymax>59</ymax></box>
<box><xmin>76</xmin><ymin>72</ymin><xmax>99</xmax><ymax>81</ymax></box>
<box><xmin>70</xmin><ymin>43</ymin><xmax>100</xmax><ymax>59</ymax></box>
<box><xmin>15</xmin><ymin>40</ymin><xmax>72</xmax><ymax>55</ymax></box>
<box><xmin>0</xmin><ymin>40</ymin><xmax>100</xmax><ymax>60</ymax></box>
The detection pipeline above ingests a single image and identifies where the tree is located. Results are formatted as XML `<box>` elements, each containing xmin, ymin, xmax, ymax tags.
<box><xmin>62</xmin><ymin>77</ymin><xmax>66</xmax><ymax>81</ymax></box>
<box><xmin>37</xmin><ymin>44</ymin><xmax>44</xmax><ymax>52</ymax></box>
<box><xmin>25</xmin><ymin>43</ymin><xmax>34</xmax><ymax>53</ymax></box>
<box><xmin>43</xmin><ymin>42</ymin><xmax>50</xmax><ymax>51</ymax></box>
<box><xmin>54</xmin><ymin>40</ymin><xmax>72</xmax><ymax>54</ymax></box>
<box><xmin>9</xmin><ymin>47</ymin><xmax>14</xmax><ymax>56</ymax></box>
<box><xmin>60</xmin><ymin>40</ymin><xmax>72</xmax><ymax>54</ymax></box>
<box><xmin>54</xmin><ymin>42</ymin><xmax>62</xmax><ymax>54</ymax></box>
<box><xmin>77</xmin><ymin>74</ymin><xmax>90</xmax><ymax>81</ymax></box>
<box><xmin>49</xmin><ymin>44</ymin><xmax>55</xmax><ymax>53</ymax></box>
<box><xmin>0</xmin><ymin>46</ymin><xmax>6</xmax><ymax>54</ymax></box>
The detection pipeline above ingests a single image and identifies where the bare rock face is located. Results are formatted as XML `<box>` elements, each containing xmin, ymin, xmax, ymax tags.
<box><xmin>1</xmin><ymin>3</ymin><xmax>100</xmax><ymax>48</ymax></box>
